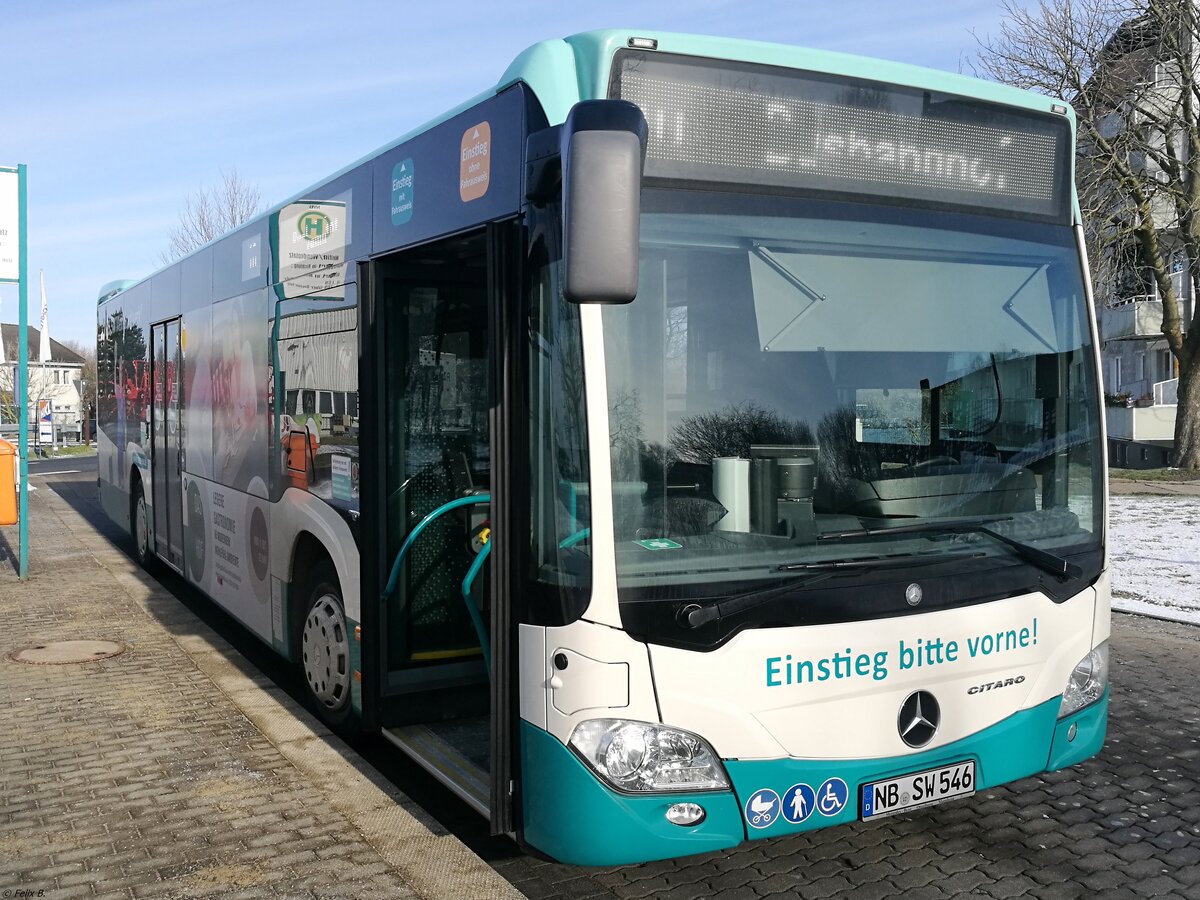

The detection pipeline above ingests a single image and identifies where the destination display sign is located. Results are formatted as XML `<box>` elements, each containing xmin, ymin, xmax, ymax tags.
<box><xmin>611</xmin><ymin>51</ymin><xmax>1071</xmax><ymax>221</ymax></box>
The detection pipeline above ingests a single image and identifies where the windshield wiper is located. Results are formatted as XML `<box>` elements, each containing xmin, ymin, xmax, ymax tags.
<box><xmin>679</xmin><ymin>571</ymin><xmax>836</xmax><ymax>629</ymax></box>
<box><xmin>821</xmin><ymin>521</ymin><xmax>1083</xmax><ymax>581</ymax></box>
<box><xmin>679</xmin><ymin>549</ymin><xmax>984</xmax><ymax>629</ymax></box>
<box><xmin>775</xmin><ymin>551</ymin><xmax>983</xmax><ymax>572</ymax></box>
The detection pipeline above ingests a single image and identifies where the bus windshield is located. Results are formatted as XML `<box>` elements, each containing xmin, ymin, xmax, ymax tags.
<box><xmin>599</xmin><ymin>189</ymin><xmax>1103</xmax><ymax>643</ymax></box>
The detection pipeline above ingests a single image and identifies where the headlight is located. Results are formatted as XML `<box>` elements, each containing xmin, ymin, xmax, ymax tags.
<box><xmin>1058</xmin><ymin>641</ymin><xmax>1109</xmax><ymax>718</ymax></box>
<box><xmin>568</xmin><ymin>719</ymin><xmax>730</xmax><ymax>793</ymax></box>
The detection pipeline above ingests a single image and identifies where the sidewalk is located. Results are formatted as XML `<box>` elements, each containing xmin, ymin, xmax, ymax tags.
<box><xmin>0</xmin><ymin>477</ymin><xmax>523</xmax><ymax>900</ymax></box>
<box><xmin>1109</xmin><ymin>475</ymin><xmax>1200</xmax><ymax>496</ymax></box>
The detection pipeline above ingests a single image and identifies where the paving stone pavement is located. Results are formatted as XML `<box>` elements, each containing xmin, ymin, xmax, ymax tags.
<box><xmin>0</xmin><ymin>472</ymin><xmax>520</xmax><ymax>900</ymax></box>
<box><xmin>6</xmin><ymin>460</ymin><xmax>1199</xmax><ymax>900</ymax></box>
<box><xmin>492</xmin><ymin>615</ymin><xmax>1200</xmax><ymax>899</ymax></box>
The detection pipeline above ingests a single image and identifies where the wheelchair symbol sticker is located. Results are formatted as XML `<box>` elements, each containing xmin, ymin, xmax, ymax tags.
<box><xmin>781</xmin><ymin>783</ymin><xmax>816</xmax><ymax>824</ymax></box>
<box><xmin>744</xmin><ymin>788</ymin><xmax>781</xmax><ymax>829</ymax></box>
<box><xmin>816</xmin><ymin>777</ymin><xmax>849</xmax><ymax>817</ymax></box>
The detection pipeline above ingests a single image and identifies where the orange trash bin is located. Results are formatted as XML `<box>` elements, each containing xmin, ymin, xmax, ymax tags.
<box><xmin>0</xmin><ymin>439</ymin><xmax>16</xmax><ymax>526</ymax></box>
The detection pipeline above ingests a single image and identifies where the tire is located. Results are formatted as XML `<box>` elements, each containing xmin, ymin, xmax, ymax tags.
<box><xmin>297</xmin><ymin>560</ymin><xmax>358</xmax><ymax>733</ymax></box>
<box><xmin>130</xmin><ymin>479</ymin><xmax>158</xmax><ymax>573</ymax></box>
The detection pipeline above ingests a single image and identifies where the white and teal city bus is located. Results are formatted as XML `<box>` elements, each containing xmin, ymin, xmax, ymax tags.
<box><xmin>97</xmin><ymin>31</ymin><xmax>1110</xmax><ymax>865</ymax></box>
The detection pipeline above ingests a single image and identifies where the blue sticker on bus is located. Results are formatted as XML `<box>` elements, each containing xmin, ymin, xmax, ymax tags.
<box><xmin>816</xmin><ymin>777</ymin><xmax>849</xmax><ymax>817</ymax></box>
<box><xmin>781</xmin><ymin>783</ymin><xmax>816</xmax><ymax>824</ymax></box>
<box><xmin>744</xmin><ymin>788</ymin><xmax>780</xmax><ymax>829</ymax></box>
<box><xmin>391</xmin><ymin>159</ymin><xmax>414</xmax><ymax>225</ymax></box>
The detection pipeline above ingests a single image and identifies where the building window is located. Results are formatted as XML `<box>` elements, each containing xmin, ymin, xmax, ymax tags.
<box><xmin>53</xmin><ymin>369</ymin><xmax>60</xmax><ymax>384</ymax></box>
<box><xmin>1113</xmin><ymin>357</ymin><xmax>1122</xmax><ymax>391</ymax></box>
<box><xmin>1137</xmin><ymin>353</ymin><xmax>1145</xmax><ymax>381</ymax></box>
<box><xmin>1157</xmin><ymin>349</ymin><xmax>1174</xmax><ymax>382</ymax></box>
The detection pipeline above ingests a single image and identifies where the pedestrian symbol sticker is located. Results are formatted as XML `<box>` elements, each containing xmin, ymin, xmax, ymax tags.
<box><xmin>744</xmin><ymin>788</ymin><xmax>780</xmax><ymax>829</ymax></box>
<box><xmin>781</xmin><ymin>783</ymin><xmax>816</xmax><ymax>824</ymax></box>
<box><xmin>816</xmin><ymin>777</ymin><xmax>849</xmax><ymax>817</ymax></box>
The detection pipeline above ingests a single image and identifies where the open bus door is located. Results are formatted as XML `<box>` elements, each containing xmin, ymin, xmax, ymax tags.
<box><xmin>361</xmin><ymin>222</ymin><xmax>519</xmax><ymax>836</ymax></box>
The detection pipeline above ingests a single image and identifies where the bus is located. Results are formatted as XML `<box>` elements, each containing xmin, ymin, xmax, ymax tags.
<box><xmin>97</xmin><ymin>30</ymin><xmax>1109</xmax><ymax>866</ymax></box>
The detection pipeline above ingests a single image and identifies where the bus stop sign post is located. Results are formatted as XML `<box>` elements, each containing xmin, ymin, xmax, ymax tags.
<box><xmin>1</xmin><ymin>163</ymin><xmax>29</xmax><ymax>581</ymax></box>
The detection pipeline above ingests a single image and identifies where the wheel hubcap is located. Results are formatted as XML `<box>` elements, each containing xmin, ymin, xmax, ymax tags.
<box><xmin>302</xmin><ymin>593</ymin><xmax>350</xmax><ymax>710</ymax></box>
<box><xmin>135</xmin><ymin>495</ymin><xmax>149</xmax><ymax>558</ymax></box>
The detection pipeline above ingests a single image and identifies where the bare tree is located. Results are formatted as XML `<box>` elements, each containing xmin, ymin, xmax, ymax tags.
<box><xmin>972</xmin><ymin>0</ymin><xmax>1200</xmax><ymax>468</ymax></box>
<box><xmin>161</xmin><ymin>168</ymin><xmax>261</xmax><ymax>263</ymax></box>
<box><xmin>670</xmin><ymin>402</ymin><xmax>814</xmax><ymax>464</ymax></box>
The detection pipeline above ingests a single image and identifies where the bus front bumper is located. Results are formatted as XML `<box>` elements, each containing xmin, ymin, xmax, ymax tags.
<box><xmin>519</xmin><ymin>692</ymin><xmax>1107</xmax><ymax>866</ymax></box>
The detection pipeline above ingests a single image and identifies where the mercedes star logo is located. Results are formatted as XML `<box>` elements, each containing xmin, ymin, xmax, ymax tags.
<box><xmin>898</xmin><ymin>690</ymin><xmax>940</xmax><ymax>748</ymax></box>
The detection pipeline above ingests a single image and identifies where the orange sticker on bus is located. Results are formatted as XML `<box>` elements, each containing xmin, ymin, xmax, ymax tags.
<box><xmin>460</xmin><ymin>122</ymin><xmax>491</xmax><ymax>201</ymax></box>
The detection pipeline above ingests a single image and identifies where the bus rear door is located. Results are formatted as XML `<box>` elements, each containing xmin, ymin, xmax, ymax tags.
<box><xmin>150</xmin><ymin>317</ymin><xmax>184</xmax><ymax>570</ymax></box>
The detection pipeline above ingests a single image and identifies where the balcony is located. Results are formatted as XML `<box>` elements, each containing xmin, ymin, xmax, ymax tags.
<box><xmin>1100</xmin><ymin>295</ymin><xmax>1164</xmax><ymax>340</ymax></box>
<box><xmin>1107</xmin><ymin>403</ymin><xmax>1176</xmax><ymax>441</ymax></box>
<box><xmin>1154</xmin><ymin>377</ymin><xmax>1178</xmax><ymax>405</ymax></box>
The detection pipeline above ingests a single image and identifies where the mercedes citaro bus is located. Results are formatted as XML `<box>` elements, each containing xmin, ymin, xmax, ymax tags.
<box><xmin>97</xmin><ymin>31</ymin><xmax>1109</xmax><ymax>865</ymax></box>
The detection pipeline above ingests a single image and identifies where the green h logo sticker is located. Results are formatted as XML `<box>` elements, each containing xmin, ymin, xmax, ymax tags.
<box><xmin>298</xmin><ymin>210</ymin><xmax>331</xmax><ymax>240</ymax></box>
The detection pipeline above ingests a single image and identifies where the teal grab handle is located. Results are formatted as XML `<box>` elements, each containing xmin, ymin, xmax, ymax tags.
<box><xmin>560</xmin><ymin>527</ymin><xmax>590</xmax><ymax>549</ymax></box>
<box><xmin>461</xmin><ymin>540</ymin><xmax>492</xmax><ymax>671</ymax></box>
<box><xmin>381</xmin><ymin>494</ymin><xmax>491</xmax><ymax>602</ymax></box>
<box><xmin>558</xmin><ymin>479</ymin><xmax>578</xmax><ymax>530</ymax></box>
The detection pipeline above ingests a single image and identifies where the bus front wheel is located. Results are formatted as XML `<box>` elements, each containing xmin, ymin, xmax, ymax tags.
<box><xmin>298</xmin><ymin>561</ymin><xmax>357</xmax><ymax>733</ymax></box>
<box><xmin>130</xmin><ymin>479</ymin><xmax>157</xmax><ymax>573</ymax></box>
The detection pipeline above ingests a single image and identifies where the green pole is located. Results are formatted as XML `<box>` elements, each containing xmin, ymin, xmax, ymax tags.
<box><xmin>16</xmin><ymin>164</ymin><xmax>27</xmax><ymax>580</ymax></box>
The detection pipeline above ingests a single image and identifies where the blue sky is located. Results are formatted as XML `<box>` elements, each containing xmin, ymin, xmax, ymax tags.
<box><xmin>1</xmin><ymin>0</ymin><xmax>1022</xmax><ymax>347</ymax></box>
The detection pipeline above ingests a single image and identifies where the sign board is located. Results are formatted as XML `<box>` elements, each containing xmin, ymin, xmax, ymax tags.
<box><xmin>270</xmin><ymin>199</ymin><xmax>347</xmax><ymax>300</ymax></box>
<box><xmin>37</xmin><ymin>399</ymin><xmax>53</xmax><ymax>444</ymax></box>
<box><xmin>0</xmin><ymin>169</ymin><xmax>18</xmax><ymax>282</ymax></box>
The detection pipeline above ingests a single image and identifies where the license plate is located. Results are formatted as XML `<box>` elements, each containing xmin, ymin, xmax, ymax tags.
<box><xmin>860</xmin><ymin>760</ymin><xmax>975</xmax><ymax>821</ymax></box>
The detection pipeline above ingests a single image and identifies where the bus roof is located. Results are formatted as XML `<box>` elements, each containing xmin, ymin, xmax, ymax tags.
<box><xmin>100</xmin><ymin>30</ymin><xmax>1076</xmax><ymax>303</ymax></box>
<box><xmin>503</xmin><ymin>30</ymin><xmax>1075</xmax><ymax>128</ymax></box>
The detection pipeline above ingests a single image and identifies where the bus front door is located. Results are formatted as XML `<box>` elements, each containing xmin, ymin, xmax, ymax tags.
<box><xmin>368</xmin><ymin>229</ymin><xmax>503</xmax><ymax>822</ymax></box>
<box><xmin>150</xmin><ymin>318</ymin><xmax>183</xmax><ymax>570</ymax></box>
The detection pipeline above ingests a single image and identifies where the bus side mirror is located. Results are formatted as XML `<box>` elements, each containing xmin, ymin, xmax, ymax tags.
<box><xmin>561</xmin><ymin>100</ymin><xmax>647</xmax><ymax>304</ymax></box>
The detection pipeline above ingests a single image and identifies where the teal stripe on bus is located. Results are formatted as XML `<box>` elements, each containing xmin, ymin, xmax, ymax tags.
<box><xmin>519</xmin><ymin>693</ymin><xmax>1108</xmax><ymax>863</ymax></box>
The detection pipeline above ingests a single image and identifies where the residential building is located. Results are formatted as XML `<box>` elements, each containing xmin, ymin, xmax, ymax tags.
<box><xmin>0</xmin><ymin>324</ymin><xmax>87</xmax><ymax>443</ymax></box>
<box><xmin>1083</xmin><ymin>13</ymin><xmax>1193</xmax><ymax>466</ymax></box>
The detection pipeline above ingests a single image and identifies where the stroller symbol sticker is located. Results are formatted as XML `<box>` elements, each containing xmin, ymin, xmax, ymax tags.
<box><xmin>744</xmin><ymin>789</ymin><xmax>780</xmax><ymax>828</ymax></box>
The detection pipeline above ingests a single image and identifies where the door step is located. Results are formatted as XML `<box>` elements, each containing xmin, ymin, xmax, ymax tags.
<box><xmin>382</xmin><ymin>718</ymin><xmax>489</xmax><ymax>817</ymax></box>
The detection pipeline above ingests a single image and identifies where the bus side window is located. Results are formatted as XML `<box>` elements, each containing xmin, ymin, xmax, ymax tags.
<box><xmin>272</xmin><ymin>286</ymin><xmax>359</xmax><ymax>511</ymax></box>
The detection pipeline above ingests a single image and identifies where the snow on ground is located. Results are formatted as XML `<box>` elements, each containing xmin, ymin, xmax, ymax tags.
<box><xmin>1109</xmin><ymin>494</ymin><xmax>1200</xmax><ymax>626</ymax></box>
